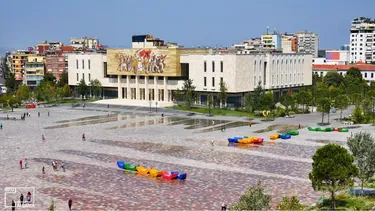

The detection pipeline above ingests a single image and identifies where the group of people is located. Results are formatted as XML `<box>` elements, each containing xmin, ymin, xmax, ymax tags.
<box><xmin>52</xmin><ymin>160</ymin><xmax>65</xmax><ymax>172</ymax></box>
<box><xmin>11</xmin><ymin>192</ymin><xmax>32</xmax><ymax>210</ymax></box>
<box><xmin>19</xmin><ymin>158</ymin><xmax>28</xmax><ymax>169</ymax></box>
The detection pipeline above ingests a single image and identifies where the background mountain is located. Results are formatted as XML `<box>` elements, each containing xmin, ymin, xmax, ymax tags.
<box><xmin>0</xmin><ymin>47</ymin><xmax>15</xmax><ymax>56</ymax></box>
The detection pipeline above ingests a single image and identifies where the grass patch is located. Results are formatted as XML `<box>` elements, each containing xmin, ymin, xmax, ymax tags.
<box><xmin>312</xmin><ymin>193</ymin><xmax>375</xmax><ymax>210</ymax></box>
<box><xmin>254</xmin><ymin>124</ymin><xmax>304</xmax><ymax>133</ymax></box>
<box><xmin>167</xmin><ymin>106</ymin><xmax>258</xmax><ymax>118</ymax></box>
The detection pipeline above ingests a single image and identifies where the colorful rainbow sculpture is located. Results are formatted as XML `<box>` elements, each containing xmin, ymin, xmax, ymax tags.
<box><xmin>116</xmin><ymin>161</ymin><xmax>186</xmax><ymax>180</ymax></box>
<box><xmin>228</xmin><ymin>136</ymin><xmax>264</xmax><ymax>144</ymax></box>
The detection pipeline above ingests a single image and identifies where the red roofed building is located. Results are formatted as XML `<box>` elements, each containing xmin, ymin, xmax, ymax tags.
<box><xmin>313</xmin><ymin>62</ymin><xmax>375</xmax><ymax>83</ymax></box>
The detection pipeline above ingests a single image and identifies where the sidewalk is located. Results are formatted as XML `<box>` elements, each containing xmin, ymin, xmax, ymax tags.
<box><xmin>94</xmin><ymin>99</ymin><xmax>174</xmax><ymax>108</ymax></box>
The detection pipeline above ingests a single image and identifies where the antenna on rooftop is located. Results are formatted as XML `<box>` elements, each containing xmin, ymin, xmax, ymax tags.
<box><xmin>267</xmin><ymin>26</ymin><xmax>269</xmax><ymax>34</ymax></box>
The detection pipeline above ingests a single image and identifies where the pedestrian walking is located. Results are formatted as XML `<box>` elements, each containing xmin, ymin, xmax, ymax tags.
<box><xmin>248</xmin><ymin>121</ymin><xmax>252</xmax><ymax>127</ymax></box>
<box><xmin>48</xmin><ymin>111</ymin><xmax>50</xmax><ymax>117</ymax></box>
<box><xmin>61</xmin><ymin>162</ymin><xmax>65</xmax><ymax>172</ymax></box>
<box><xmin>19</xmin><ymin>160</ymin><xmax>23</xmax><ymax>169</ymax></box>
<box><xmin>298</xmin><ymin>123</ymin><xmax>301</xmax><ymax>129</ymax></box>
<box><xmin>26</xmin><ymin>192</ymin><xmax>31</xmax><ymax>202</ymax></box>
<box><xmin>28</xmin><ymin>112</ymin><xmax>30</xmax><ymax>117</ymax></box>
<box><xmin>52</xmin><ymin>161</ymin><xmax>56</xmax><ymax>171</ymax></box>
<box><xmin>211</xmin><ymin>140</ymin><xmax>214</xmax><ymax>146</ymax></box>
<box><xmin>42</xmin><ymin>166</ymin><xmax>45</xmax><ymax>174</ymax></box>
<box><xmin>38</xmin><ymin>112</ymin><xmax>40</xmax><ymax>117</ymax></box>
<box><xmin>68</xmin><ymin>198</ymin><xmax>72</xmax><ymax>211</ymax></box>
<box><xmin>24</xmin><ymin>158</ymin><xmax>28</xmax><ymax>169</ymax></box>
<box><xmin>11</xmin><ymin>200</ymin><xmax>15</xmax><ymax>211</ymax></box>
<box><xmin>20</xmin><ymin>194</ymin><xmax>24</xmax><ymax>206</ymax></box>
<box><xmin>82</xmin><ymin>133</ymin><xmax>86</xmax><ymax>141</ymax></box>
<box><xmin>42</xmin><ymin>135</ymin><xmax>45</xmax><ymax>141</ymax></box>
<box><xmin>221</xmin><ymin>202</ymin><xmax>227</xmax><ymax>210</ymax></box>
<box><xmin>0</xmin><ymin>122</ymin><xmax>3</xmax><ymax>129</ymax></box>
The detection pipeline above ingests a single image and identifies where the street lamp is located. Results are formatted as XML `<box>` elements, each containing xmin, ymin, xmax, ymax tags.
<box><xmin>155</xmin><ymin>102</ymin><xmax>158</xmax><ymax>113</ymax></box>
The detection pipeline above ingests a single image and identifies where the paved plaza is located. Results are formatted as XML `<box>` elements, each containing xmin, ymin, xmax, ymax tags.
<box><xmin>0</xmin><ymin>103</ymin><xmax>368</xmax><ymax>210</ymax></box>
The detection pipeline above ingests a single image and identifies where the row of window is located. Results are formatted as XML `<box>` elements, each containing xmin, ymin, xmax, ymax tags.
<box><xmin>203</xmin><ymin>77</ymin><xmax>223</xmax><ymax>87</ymax></box>
<box><xmin>352</xmin><ymin>34</ymin><xmax>375</xmax><ymax>37</ymax></box>
<box><xmin>203</xmin><ymin>61</ymin><xmax>223</xmax><ymax>72</ymax></box>
<box><xmin>268</xmin><ymin>73</ymin><xmax>303</xmax><ymax>86</ymax></box>
<box><xmin>76</xmin><ymin>73</ymin><xmax>91</xmax><ymax>82</ymax></box>
<box><xmin>76</xmin><ymin>59</ymin><xmax>91</xmax><ymax>70</ymax></box>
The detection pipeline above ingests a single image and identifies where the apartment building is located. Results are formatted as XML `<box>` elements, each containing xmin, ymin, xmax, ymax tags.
<box><xmin>24</xmin><ymin>55</ymin><xmax>45</xmax><ymax>86</ymax></box>
<box><xmin>10</xmin><ymin>51</ymin><xmax>36</xmax><ymax>80</ymax></box>
<box><xmin>261</xmin><ymin>30</ymin><xmax>282</xmax><ymax>50</ymax></box>
<box><xmin>281</xmin><ymin>33</ymin><xmax>297</xmax><ymax>53</ymax></box>
<box><xmin>313</xmin><ymin>63</ymin><xmax>375</xmax><ymax>83</ymax></box>
<box><xmin>70</xmin><ymin>37</ymin><xmax>99</xmax><ymax>50</ymax></box>
<box><xmin>295</xmin><ymin>31</ymin><xmax>319</xmax><ymax>57</ymax></box>
<box><xmin>349</xmin><ymin>17</ymin><xmax>375</xmax><ymax>64</ymax></box>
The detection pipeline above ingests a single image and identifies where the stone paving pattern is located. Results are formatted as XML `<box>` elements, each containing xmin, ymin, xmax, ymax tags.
<box><xmin>0</xmin><ymin>104</ymin><xmax>362</xmax><ymax>210</ymax></box>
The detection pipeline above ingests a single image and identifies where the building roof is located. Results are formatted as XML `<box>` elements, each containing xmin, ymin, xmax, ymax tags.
<box><xmin>61</xmin><ymin>46</ymin><xmax>74</xmax><ymax>51</ymax></box>
<box><xmin>313</xmin><ymin>63</ymin><xmax>375</xmax><ymax>71</ymax></box>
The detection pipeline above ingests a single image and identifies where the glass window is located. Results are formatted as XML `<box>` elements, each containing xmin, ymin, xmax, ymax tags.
<box><xmin>212</xmin><ymin>77</ymin><xmax>215</xmax><ymax>87</ymax></box>
<box><xmin>220</xmin><ymin>61</ymin><xmax>223</xmax><ymax>72</ymax></box>
<box><xmin>204</xmin><ymin>77</ymin><xmax>206</xmax><ymax>86</ymax></box>
<box><xmin>212</xmin><ymin>61</ymin><xmax>215</xmax><ymax>72</ymax></box>
<box><xmin>88</xmin><ymin>59</ymin><xmax>91</xmax><ymax>69</ymax></box>
<box><xmin>76</xmin><ymin>73</ymin><xmax>79</xmax><ymax>81</ymax></box>
<box><xmin>204</xmin><ymin>61</ymin><xmax>206</xmax><ymax>72</ymax></box>
<box><xmin>76</xmin><ymin>59</ymin><xmax>78</xmax><ymax>69</ymax></box>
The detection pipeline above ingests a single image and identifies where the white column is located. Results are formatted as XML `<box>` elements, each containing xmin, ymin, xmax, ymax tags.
<box><xmin>145</xmin><ymin>76</ymin><xmax>149</xmax><ymax>101</ymax></box>
<box><xmin>136</xmin><ymin>76</ymin><xmax>140</xmax><ymax>100</ymax></box>
<box><xmin>126</xmin><ymin>75</ymin><xmax>130</xmax><ymax>99</ymax></box>
<box><xmin>163</xmin><ymin>76</ymin><xmax>168</xmax><ymax>101</ymax></box>
<box><xmin>154</xmin><ymin>77</ymin><xmax>159</xmax><ymax>101</ymax></box>
<box><xmin>117</xmin><ymin>75</ymin><xmax>122</xmax><ymax>99</ymax></box>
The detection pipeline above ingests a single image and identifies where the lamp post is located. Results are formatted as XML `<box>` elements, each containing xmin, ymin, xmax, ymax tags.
<box><xmin>149</xmin><ymin>100</ymin><xmax>152</xmax><ymax>113</ymax></box>
<box><xmin>155</xmin><ymin>102</ymin><xmax>158</xmax><ymax>113</ymax></box>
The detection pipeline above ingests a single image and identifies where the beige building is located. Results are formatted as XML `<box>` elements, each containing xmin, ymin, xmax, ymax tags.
<box><xmin>24</xmin><ymin>55</ymin><xmax>45</xmax><ymax>86</ymax></box>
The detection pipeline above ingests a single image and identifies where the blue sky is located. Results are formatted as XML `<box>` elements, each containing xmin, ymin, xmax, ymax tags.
<box><xmin>1</xmin><ymin>0</ymin><xmax>374</xmax><ymax>50</ymax></box>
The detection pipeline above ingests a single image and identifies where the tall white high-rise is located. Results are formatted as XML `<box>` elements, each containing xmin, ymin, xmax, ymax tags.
<box><xmin>295</xmin><ymin>31</ymin><xmax>319</xmax><ymax>57</ymax></box>
<box><xmin>349</xmin><ymin>17</ymin><xmax>375</xmax><ymax>64</ymax></box>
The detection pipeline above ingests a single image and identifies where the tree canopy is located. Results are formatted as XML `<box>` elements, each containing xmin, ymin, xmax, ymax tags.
<box><xmin>230</xmin><ymin>180</ymin><xmax>271</xmax><ymax>210</ymax></box>
<box><xmin>347</xmin><ymin>132</ymin><xmax>375</xmax><ymax>192</ymax></box>
<box><xmin>309</xmin><ymin>143</ymin><xmax>358</xmax><ymax>210</ymax></box>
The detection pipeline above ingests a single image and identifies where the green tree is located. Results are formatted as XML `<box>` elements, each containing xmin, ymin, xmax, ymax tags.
<box><xmin>55</xmin><ymin>87</ymin><xmax>63</xmax><ymax>100</ymax></box>
<box><xmin>276</xmin><ymin>196</ymin><xmax>307</xmax><ymax>211</ymax></box>
<box><xmin>317</xmin><ymin>97</ymin><xmax>331</xmax><ymax>124</ymax></box>
<box><xmin>252</xmin><ymin>81</ymin><xmax>265</xmax><ymax>111</ymax></box>
<box><xmin>310</xmin><ymin>74</ymin><xmax>323</xmax><ymax>106</ymax></box>
<box><xmin>207</xmin><ymin>93</ymin><xmax>214</xmax><ymax>115</ymax></box>
<box><xmin>41</xmin><ymin>72</ymin><xmax>57</xmax><ymax>86</ymax></box>
<box><xmin>57</xmin><ymin>71</ymin><xmax>68</xmax><ymax>88</ymax></box>
<box><xmin>90</xmin><ymin>79</ymin><xmax>102</xmax><ymax>99</ymax></box>
<box><xmin>77</xmin><ymin>79</ymin><xmax>88</xmax><ymax>100</ymax></box>
<box><xmin>261</xmin><ymin>90</ymin><xmax>275</xmax><ymax>111</ymax></box>
<box><xmin>181</xmin><ymin>79</ymin><xmax>196</xmax><ymax>109</ymax></box>
<box><xmin>8</xmin><ymin>95</ymin><xmax>19</xmax><ymax>108</ymax></box>
<box><xmin>309</xmin><ymin>143</ymin><xmax>358</xmax><ymax>210</ymax></box>
<box><xmin>230</xmin><ymin>180</ymin><xmax>271</xmax><ymax>210</ymax></box>
<box><xmin>280</xmin><ymin>94</ymin><xmax>294</xmax><ymax>115</ymax></box>
<box><xmin>173</xmin><ymin>88</ymin><xmax>183</xmax><ymax>105</ymax></box>
<box><xmin>323</xmin><ymin>72</ymin><xmax>344</xmax><ymax>88</ymax></box>
<box><xmin>5</xmin><ymin>72</ymin><xmax>22</xmax><ymax>93</ymax></box>
<box><xmin>347</xmin><ymin>132</ymin><xmax>375</xmax><ymax>193</ymax></box>
<box><xmin>218</xmin><ymin>80</ymin><xmax>228</xmax><ymax>108</ymax></box>
<box><xmin>244</xmin><ymin>92</ymin><xmax>253</xmax><ymax>113</ymax></box>
<box><xmin>295</xmin><ymin>89</ymin><xmax>312</xmax><ymax>113</ymax></box>
<box><xmin>333</xmin><ymin>94</ymin><xmax>350</xmax><ymax>120</ymax></box>
<box><xmin>34</xmin><ymin>82</ymin><xmax>54</xmax><ymax>102</ymax></box>
<box><xmin>62</xmin><ymin>84</ymin><xmax>71</xmax><ymax>97</ymax></box>
<box><xmin>48</xmin><ymin>200</ymin><xmax>55</xmax><ymax>211</ymax></box>
<box><xmin>16</xmin><ymin>85</ymin><xmax>31</xmax><ymax>102</ymax></box>
<box><xmin>346</xmin><ymin>67</ymin><xmax>362</xmax><ymax>80</ymax></box>
<box><xmin>352</xmin><ymin>105</ymin><xmax>365</xmax><ymax>124</ymax></box>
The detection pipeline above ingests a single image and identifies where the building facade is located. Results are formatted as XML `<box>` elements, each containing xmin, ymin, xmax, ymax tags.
<box><xmin>349</xmin><ymin>17</ymin><xmax>375</xmax><ymax>64</ymax></box>
<box><xmin>313</xmin><ymin>50</ymin><xmax>349</xmax><ymax>65</ymax></box>
<box><xmin>295</xmin><ymin>31</ymin><xmax>319</xmax><ymax>57</ymax></box>
<box><xmin>70</xmin><ymin>37</ymin><xmax>99</xmax><ymax>50</ymax></box>
<box><xmin>46</xmin><ymin>54</ymin><xmax>66</xmax><ymax>80</ymax></box>
<box><xmin>24</xmin><ymin>55</ymin><xmax>44</xmax><ymax>87</ymax></box>
<box><xmin>261</xmin><ymin>31</ymin><xmax>282</xmax><ymax>50</ymax></box>
<box><xmin>10</xmin><ymin>51</ymin><xmax>36</xmax><ymax>80</ymax></box>
<box><xmin>68</xmin><ymin>51</ymin><xmax>312</xmax><ymax>107</ymax></box>
<box><xmin>281</xmin><ymin>34</ymin><xmax>297</xmax><ymax>53</ymax></box>
<box><xmin>313</xmin><ymin>63</ymin><xmax>375</xmax><ymax>83</ymax></box>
